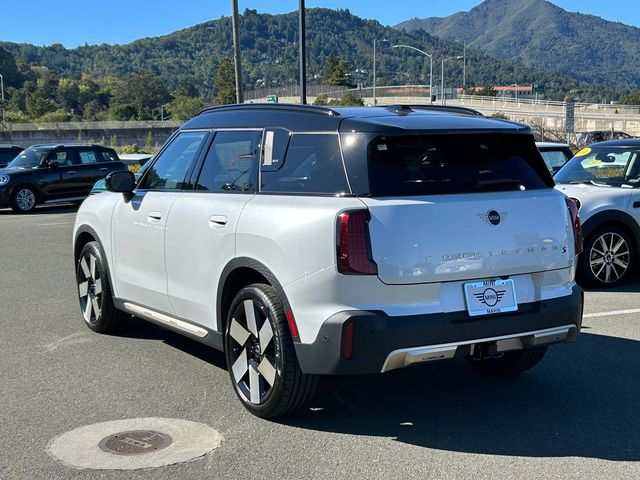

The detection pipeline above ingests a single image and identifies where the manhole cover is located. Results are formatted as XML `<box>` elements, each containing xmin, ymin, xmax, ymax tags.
<box><xmin>98</xmin><ymin>430</ymin><xmax>172</xmax><ymax>456</ymax></box>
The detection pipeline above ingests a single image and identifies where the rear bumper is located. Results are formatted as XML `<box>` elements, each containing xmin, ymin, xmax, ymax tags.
<box><xmin>294</xmin><ymin>286</ymin><xmax>583</xmax><ymax>375</ymax></box>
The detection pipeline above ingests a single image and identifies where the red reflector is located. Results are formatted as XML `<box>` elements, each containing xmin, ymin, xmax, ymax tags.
<box><xmin>566</xmin><ymin>197</ymin><xmax>583</xmax><ymax>255</ymax></box>
<box><xmin>342</xmin><ymin>320</ymin><xmax>355</xmax><ymax>359</ymax></box>
<box><xmin>337</xmin><ymin>210</ymin><xmax>378</xmax><ymax>275</ymax></box>
<box><xmin>286</xmin><ymin>310</ymin><xmax>299</xmax><ymax>339</ymax></box>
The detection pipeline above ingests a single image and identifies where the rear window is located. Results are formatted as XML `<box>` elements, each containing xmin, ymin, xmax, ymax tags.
<box><xmin>367</xmin><ymin>133</ymin><xmax>552</xmax><ymax>196</ymax></box>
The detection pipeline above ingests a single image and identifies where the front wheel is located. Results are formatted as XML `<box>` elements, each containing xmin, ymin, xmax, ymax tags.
<box><xmin>76</xmin><ymin>241</ymin><xmax>128</xmax><ymax>333</ymax></box>
<box><xmin>10</xmin><ymin>186</ymin><xmax>37</xmax><ymax>213</ymax></box>
<box><xmin>578</xmin><ymin>226</ymin><xmax>633</xmax><ymax>288</ymax></box>
<box><xmin>466</xmin><ymin>346</ymin><xmax>548</xmax><ymax>376</ymax></box>
<box><xmin>224</xmin><ymin>283</ymin><xmax>317</xmax><ymax>418</ymax></box>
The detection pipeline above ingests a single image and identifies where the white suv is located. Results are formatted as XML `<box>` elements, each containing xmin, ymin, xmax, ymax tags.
<box><xmin>73</xmin><ymin>104</ymin><xmax>584</xmax><ymax>418</ymax></box>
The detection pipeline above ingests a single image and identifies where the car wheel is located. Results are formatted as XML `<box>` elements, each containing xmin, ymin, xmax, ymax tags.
<box><xmin>10</xmin><ymin>186</ymin><xmax>37</xmax><ymax>213</ymax></box>
<box><xmin>466</xmin><ymin>346</ymin><xmax>547</xmax><ymax>376</ymax></box>
<box><xmin>578</xmin><ymin>226</ymin><xmax>633</xmax><ymax>288</ymax></box>
<box><xmin>76</xmin><ymin>241</ymin><xmax>128</xmax><ymax>333</ymax></box>
<box><xmin>224</xmin><ymin>283</ymin><xmax>318</xmax><ymax>418</ymax></box>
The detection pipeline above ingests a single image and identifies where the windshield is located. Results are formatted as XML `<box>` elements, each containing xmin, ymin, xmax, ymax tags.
<box><xmin>554</xmin><ymin>146</ymin><xmax>640</xmax><ymax>187</ymax></box>
<box><xmin>7</xmin><ymin>149</ymin><xmax>48</xmax><ymax>169</ymax></box>
<box><xmin>366</xmin><ymin>133</ymin><xmax>552</xmax><ymax>196</ymax></box>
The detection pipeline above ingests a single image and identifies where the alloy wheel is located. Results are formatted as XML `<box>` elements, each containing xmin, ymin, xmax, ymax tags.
<box><xmin>228</xmin><ymin>299</ymin><xmax>278</xmax><ymax>405</ymax></box>
<box><xmin>16</xmin><ymin>188</ymin><xmax>35</xmax><ymax>211</ymax></box>
<box><xmin>77</xmin><ymin>251</ymin><xmax>103</xmax><ymax>324</ymax></box>
<box><xmin>589</xmin><ymin>232</ymin><xmax>630</xmax><ymax>284</ymax></box>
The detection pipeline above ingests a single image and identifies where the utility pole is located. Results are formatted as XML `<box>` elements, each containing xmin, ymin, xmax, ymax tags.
<box><xmin>230</xmin><ymin>0</ymin><xmax>243</xmax><ymax>104</ymax></box>
<box><xmin>299</xmin><ymin>0</ymin><xmax>307</xmax><ymax>104</ymax></box>
<box><xmin>373</xmin><ymin>39</ymin><xmax>377</xmax><ymax>106</ymax></box>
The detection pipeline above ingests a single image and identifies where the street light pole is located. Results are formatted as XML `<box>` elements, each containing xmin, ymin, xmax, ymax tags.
<box><xmin>230</xmin><ymin>0</ymin><xmax>243</xmax><ymax>104</ymax></box>
<box><xmin>441</xmin><ymin>56</ymin><xmax>464</xmax><ymax>105</ymax></box>
<box><xmin>392</xmin><ymin>45</ymin><xmax>433</xmax><ymax>104</ymax></box>
<box><xmin>373</xmin><ymin>39</ymin><xmax>377</xmax><ymax>106</ymax></box>
<box><xmin>0</xmin><ymin>73</ymin><xmax>4</xmax><ymax>102</ymax></box>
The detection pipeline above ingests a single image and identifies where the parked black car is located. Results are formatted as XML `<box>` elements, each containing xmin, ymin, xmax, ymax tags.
<box><xmin>0</xmin><ymin>144</ymin><xmax>127</xmax><ymax>213</ymax></box>
<box><xmin>0</xmin><ymin>144</ymin><xmax>25</xmax><ymax>168</ymax></box>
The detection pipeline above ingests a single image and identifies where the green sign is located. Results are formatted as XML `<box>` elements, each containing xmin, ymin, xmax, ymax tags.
<box><xmin>266</xmin><ymin>95</ymin><xmax>278</xmax><ymax>104</ymax></box>
<box><xmin>533</xmin><ymin>83</ymin><xmax>546</xmax><ymax>93</ymax></box>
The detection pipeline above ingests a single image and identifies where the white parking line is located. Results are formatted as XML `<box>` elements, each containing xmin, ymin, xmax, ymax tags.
<box><xmin>584</xmin><ymin>308</ymin><xmax>640</xmax><ymax>319</ymax></box>
<box><xmin>36</xmin><ymin>222</ymin><xmax>74</xmax><ymax>226</ymax></box>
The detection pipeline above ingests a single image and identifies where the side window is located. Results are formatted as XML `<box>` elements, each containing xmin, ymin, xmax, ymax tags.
<box><xmin>78</xmin><ymin>150</ymin><xmax>100</xmax><ymax>165</ymax></box>
<box><xmin>261</xmin><ymin>134</ymin><xmax>350</xmax><ymax>194</ymax></box>
<box><xmin>101</xmin><ymin>150</ymin><xmax>118</xmax><ymax>162</ymax></box>
<box><xmin>261</xmin><ymin>129</ymin><xmax>290</xmax><ymax>172</ymax></box>
<box><xmin>138</xmin><ymin>131</ymin><xmax>208</xmax><ymax>190</ymax></box>
<box><xmin>49</xmin><ymin>149</ymin><xmax>78</xmax><ymax>166</ymax></box>
<box><xmin>195</xmin><ymin>131</ymin><xmax>261</xmax><ymax>192</ymax></box>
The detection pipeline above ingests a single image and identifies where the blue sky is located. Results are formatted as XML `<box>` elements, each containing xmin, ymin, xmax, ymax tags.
<box><xmin>2</xmin><ymin>0</ymin><xmax>639</xmax><ymax>47</ymax></box>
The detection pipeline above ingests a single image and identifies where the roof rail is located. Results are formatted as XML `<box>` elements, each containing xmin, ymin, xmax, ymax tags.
<box><xmin>383</xmin><ymin>104</ymin><xmax>483</xmax><ymax>117</ymax></box>
<box><xmin>198</xmin><ymin>103</ymin><xmax>341</xmax><ymax>117</ymax></box>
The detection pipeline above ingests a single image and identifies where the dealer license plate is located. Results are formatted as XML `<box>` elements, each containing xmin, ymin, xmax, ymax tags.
<box><xmin>463</xmin><ymin>279</ymin><xmax>518</xmax><ymax>317</ymax></box>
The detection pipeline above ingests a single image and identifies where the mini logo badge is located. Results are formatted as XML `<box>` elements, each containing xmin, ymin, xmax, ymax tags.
<box><xmin>479</xmin><ymin>210</ymin><xmax>505</xmax><ymax>226</ymax></box>
<box><xmin>474</xmin><ymin>288</ymin><xmax>506</xmax><ymax>307</ymax></box>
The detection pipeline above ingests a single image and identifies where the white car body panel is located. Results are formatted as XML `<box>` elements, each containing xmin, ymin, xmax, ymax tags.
<box><xmin>165</xmin><ymin>192</ymin><xmax>254</xmax><ymax>330</ymax></box>
<box><xmin>111</xmin><ymin>191</ymin><xmax>181</xmax><ymax>313</ymax></box>
<box><xmin>556</xmin><ymin>183</ymin><xmax>633</xmax><ymax>223</ymax></box>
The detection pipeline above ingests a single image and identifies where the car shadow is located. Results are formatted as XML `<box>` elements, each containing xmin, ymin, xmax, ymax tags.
<box><xmin>0</xmin><ymin>204</ymin><xmax>78</xmax><ymax>216</ymax></box>
<box><xmin>582</xmin><ymin>277</ymin><xmax>640</xmax><ymax>293</ymax></box>
<box><xmin>118</xmin><ymin>319</ymin><xmax>639</xmax><ymax>461</ymax></box>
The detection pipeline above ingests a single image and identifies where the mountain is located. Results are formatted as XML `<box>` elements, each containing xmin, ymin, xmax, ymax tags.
<box><xmin>0</xmin><ymin>8</ymin><xmax>627</xmax><ymax>102</ymax></box>
<box><xmin>395</xmin><ymin>0</ymin><xmax>640</xmax><ymax>89</ymax></box>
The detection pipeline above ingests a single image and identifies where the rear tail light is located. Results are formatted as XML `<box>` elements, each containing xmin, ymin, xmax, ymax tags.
<box><xmin>337</xmin><ymin>210</ymin><xmax>378</xmax><ymax>275</ymax></box>
<box><xmin>566</xmin><ymin>197</ymin><xmax>583</xmax><ymax>255</ymax></box>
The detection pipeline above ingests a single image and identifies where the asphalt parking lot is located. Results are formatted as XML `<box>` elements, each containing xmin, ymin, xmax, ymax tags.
<box><xmin>1</xmin><ymin>206</ymin><xmax>639</xmax><ymax>479</ymax></box>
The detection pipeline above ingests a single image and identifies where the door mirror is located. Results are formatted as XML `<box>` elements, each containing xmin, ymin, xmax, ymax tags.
<box><xmin>105</xmin><ymin>171</ymin><xmax>135</xmax><ymax>194</ymax></box>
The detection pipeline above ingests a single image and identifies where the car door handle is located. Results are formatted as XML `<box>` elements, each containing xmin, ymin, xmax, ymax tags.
<box><xmin>208</xmin><ymin>215</ymin><xmax>228</xmax><ymax>227</ymax></box>
<box><xmin>100</xmin><ymin>167</ymin><xmax>109</xmax><ymax>171</ymax></box>
<box><xmin>147</xmin><ymin>212</ymin><xmax>162</xmax><ymax>223</ymax></box>
<box><xmin>67</xmin><ymin>171</ymin><xmax>77</xmax><ymax>174</ymax></box>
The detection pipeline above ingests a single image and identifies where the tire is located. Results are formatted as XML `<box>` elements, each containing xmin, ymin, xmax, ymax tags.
<box><xmin>466</xmin><ymin>346</ymin><xmax>548</xmax><ymax>376</ymax></box>
<box><xmin>224</xmin><ymin>283</ymin><xmax>318</xmax><ymax>418</ymax></box>
<box><xmin>10</xmin><ymin>185</ymin><xmax>37</xmax><ymax>213</ymax></box>
<box><xmin>578</xmin><ymin>226</ymin><xmax>633</xmax><ymax>288</ymax></box>
<box><xmin>76</xmin><ymin>241</ymin><xmax>128</xmax><ymax>333</ymax></box>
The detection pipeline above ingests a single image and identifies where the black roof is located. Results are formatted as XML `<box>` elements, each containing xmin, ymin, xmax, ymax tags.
<box><xmin>182</xmin><ymin>103</ymin><xmax>530</xmax><ymax>134</ymax></box>
<box><xmin>590</xmin><ymin>138</ymin><xmax>640</xmax><ymax>148</ymax></box>
<box><xmin>28</xmin><ymin>143</ymin><xmax>112</xmax><ymax>150</ymax></box>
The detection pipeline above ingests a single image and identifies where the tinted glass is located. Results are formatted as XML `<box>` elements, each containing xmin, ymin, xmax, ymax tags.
<box><xmin>49</xmin><ymin>149</ymin><xmax>79</xmax><ymax>166</ymax></box>
<box><xmin>367</xmin><ymin>133</ymin><xmax>551</xmax><ymax>196</ymax></box>
<box><xmin>7</xmin><ymin>149</ymin><xmax>48</xmax><ymax>169</ymax></box>
<box><xmin>261</xmin><ymin>134</ymin><xmax>349</xmax><ymax>194</ymax></box>
<box><xmin>0</xmin><ymin>151</ymin><xmax>18</xmax><ymax>164</ymax></box>
<box><xmin>554</xmin><ymin>147</ymin><xmax>640</xmax><ymax>187</ymax></box>
<box><xmin>195</xmin><ymin>131</ymin><xmax>261</xmax><ymax>192</ymax></box>
<box><xmin>139</xmin><ymin>132</ymin><xmax>207</xmax><ymax>190</ymax></box>
<box><xmin>79</xmin><ymin>150</ymin><xmax>100</xmax><ymax>164</ymax></box>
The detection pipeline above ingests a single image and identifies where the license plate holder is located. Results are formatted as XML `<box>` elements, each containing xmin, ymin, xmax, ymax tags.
<box><xmin>463</xmin><ymin>279</ymin><xmax>518</xmax><ymax>317</ymax></box>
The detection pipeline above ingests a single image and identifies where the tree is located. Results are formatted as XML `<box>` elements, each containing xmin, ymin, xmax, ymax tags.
<box><xmin>0</xmin><ymin>47</ymin><xmax>22</xmax><ymax>89</ymax></box>
<box><xmin>619</xmin><ymin>91</ymin><xmax>640</xmax><ymax>106</ymax></box>
<box><xmin>109</xmin><ymin>73</ymin><xmax>172</xmax><ymax>120</ymax></box>
<box><xmin>167</xmin><ymin>95</ymin><xmax>206</xmax><ymax>121</ymax></box>
<box><xmin>322</xmin><ymin>54</ymin><xmax>350</xmax><ymax>86</ymax></box>
<box><xmin>215</xmin><ymin>57</ymin><xmax>236</xmax><ymax>105</ymax></box>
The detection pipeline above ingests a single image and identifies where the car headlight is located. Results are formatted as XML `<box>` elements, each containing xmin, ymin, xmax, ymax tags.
<box><xmin>0</xmin><ymin>175</ymin><xmax>10</xmax><ymax>186</ymax></box>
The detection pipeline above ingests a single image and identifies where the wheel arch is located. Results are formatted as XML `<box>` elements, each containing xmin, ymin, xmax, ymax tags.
<box><xmin>217</xmin><ymin>258</ymin><xmax>295</xmax><ymax>339</ymax></box>
<box><xmin>74</xmin><ymin>225</ymin><xmax>117</xmax><ymax>296</ymax></box>
<box><xmin>581</xmin><ymin>210</ymin><xmax>640</xmax><ymax>257</ymax></box>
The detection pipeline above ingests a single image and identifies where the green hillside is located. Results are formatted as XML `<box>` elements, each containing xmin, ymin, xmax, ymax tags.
<box><xmin>395</xmin><ymin>0</ymin><xmax>640</xmax><ymax>89</ymax></box>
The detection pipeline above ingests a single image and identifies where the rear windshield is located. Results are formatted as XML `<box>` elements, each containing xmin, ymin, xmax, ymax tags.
<box><xmin>367</xmin><ymin>133</ymin><xmax>552</xmax><ymax>196</ymax></box>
